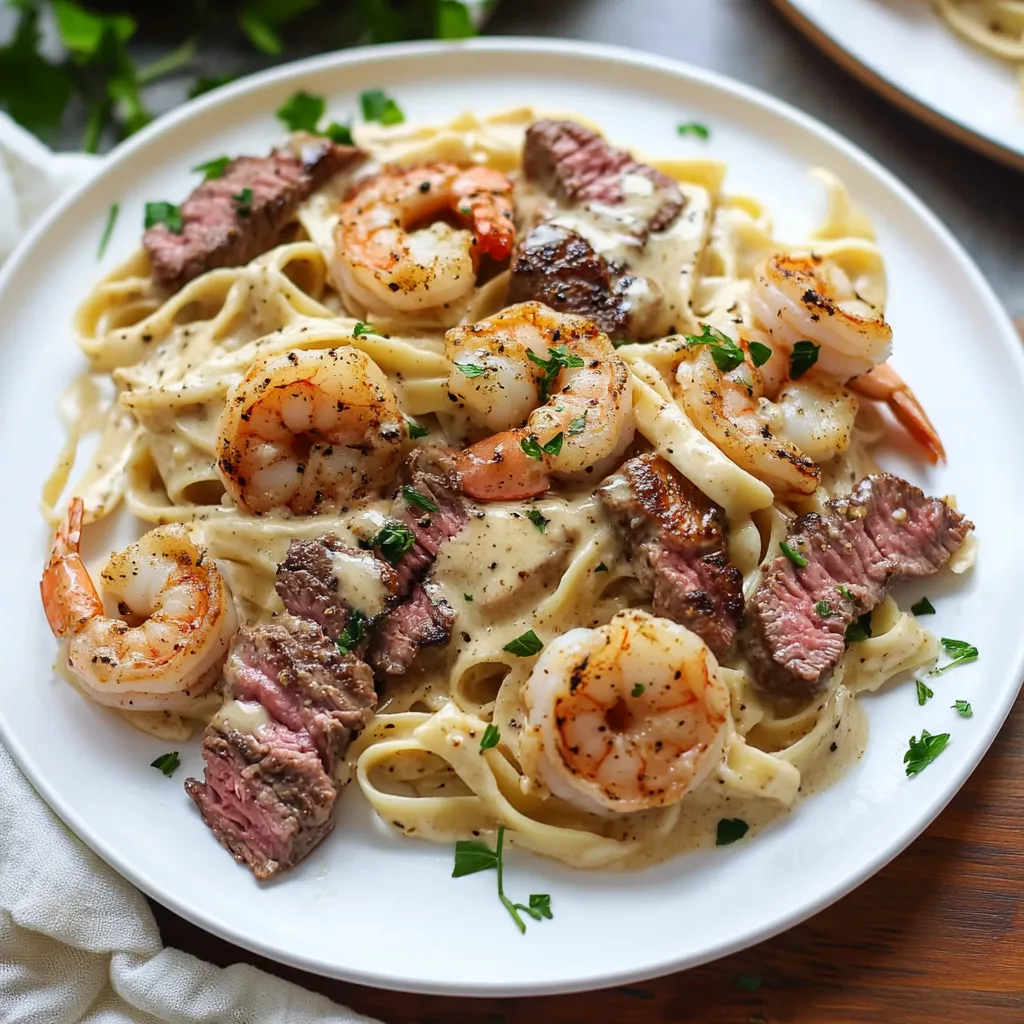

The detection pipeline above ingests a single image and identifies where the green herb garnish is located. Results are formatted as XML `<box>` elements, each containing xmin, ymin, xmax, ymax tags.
<box><xmin>352</xmin><ymin>321</ymin><xmax>374</xmax><ymax>337</ymax></box>
<box><xmin>631</xmin><ymin>683</ymin><xmax>645</xmax><ymax>697</ymax></box>
<box><xmin>916</xmin><ymin>680</ymin><xmax>934</xmax><ymax>706</ymax></box>
<box><xmin>952</xmin><ymin>700</ymin><xmax>973</xmax><ymax>718</ymax></box>
<box><xmin>904</xmin><ymin>730</ymin><xmax>950</xmax><ymax>776</ymax></box>
<box><xmin>360</xmin><ymin>88</ymin><xmax>404</xmax><ymax>125</ymax></box>
<box><xmin>463</xmin><ymin>593</ymin><xmax>473</xmax><ymax>602</ymax></box>
<box><xmin>503</xmin><ymin>630</ymin><xmax>543</xmax><ymax>658</ymax></box>
<box><xmin>526</xmin><ymin>344</ymin><xmax>585</xmax><ymax>401</ymax></box>
<box><xmin>97</xmin><ymin>202</ymin><xmax>119</xmax><ymax>258</ymax></box>
<box><xmin>452</xmin><ymin>825</ymin><xmax>553</xmax><ymax>933</ymax></box>
<box><xmin>325</xmin><ymin>121</ymin><xmax>353</xmax><ymax>145</ymax></box>
<box><xmin>150</xmin><ymin>751</ymin><xmax>180</xmax><ymax>777</ymax></box>
<box><xmin>684</xmin><ymin>323</ymin><xmax>745</xmax><ymax>373</ymax></box>
<box><xmin>748</xmin><ymin>341</ymin><xmax>772</xmax><ymax>367</ymax></box>
<box><xmin>789</xmin><ymin>340</ymin><xmax>820</xmax><ymax>379</ymax></box>
<box><xmin>814</xmin><ymin>600</ymin><xmax>832</xmax><ymax>618</ymax></box>
<box><xmin>480</xmin><ymin>724</ymin><xmax>500</xmax><ymax>751</ymax></box>
<box><xmin>716</xmin><ymin>818</ymin><xmax>749</xmax><ymax>846</ymax></box>
<box><xmin>370</xmin><ymin>521</ymin><xmax>415</xmax><ymax>564</ymax></box>
<box><xmin>144</xmin><ymin>201</ymin><xmax>183</xmax><ymax>234</ymax></box>
<box><xmin>191</xmin><ymin>155</ymin><xmax>231</xmax><ymax>181</ymax></box>
<box><xmin>677</xmin><ymin>121</ymin><xmax>710</xmax><ymax>140</ymax></box>
<box><xmin>231</xmin><ymin>186</ymin><xmax>253</xmax><ymax>218</ymax></box>
<box><xmin>455</xmin><ymin>362</ymin><xmax>487</xmax><ymax>378</ymax></box>
<box><xmin>594</xmin><ymin>562</ymin><xmax>608</xmax><ymax>572</ymax></box>
<box><xmin>526</xmin><ymin>509</ymin><xmax>549</xmax><ymax>533</ymax></box>
<box><xmin>779</xmin><ymin>541</ymin><xmax>807</xmax><ymax>568</ymax></box>
<box><xmin>276</xmin><ymin>89</ymin><xmax>325</xmax><ymax>132</ymax></box>
<box><xmin>836</xmin><ymin>584</ymin><xmax>857</xmax><ymax>604</ymax></box>
<box><xmin>520</xmin><ymin>433</ymin><xmax>564</xmax><ymax>460</ymax></box>
<box><xmin>931</xmin><ymin>637</ymin><xmax>978</xmax><ymax>675</ymax></box>
<box><xmin>402</xmin><ymin>485</ymin><xmax>438</xmax><ymax>514</ymax></box>
<box><xmin>336</xmin><ymin>611</ymin><xmax>367</xmax><ymax>654</ymax></box>
<box><xmin>845</xmin><ymin>613</ymin><xmax>873</xmax><ymax>644</ymax></box>
<box><xmin>911</xmin><ymin>597</ymin><xmax>936</xmax><ymax>616</ymax></box>
<box><xmin>437</xmin><ymin>0</ymin><xmax>477</xmax><ymax>39</ymax></box>
<box><xmin>405</xmin><ymin>417</ymin><xmax>429</xmax><ymax>439</ymax></box>
<box><xmin>568</xmin><ymin>414</ymin><xmax>587</xmax><ymax>435</ymax></box>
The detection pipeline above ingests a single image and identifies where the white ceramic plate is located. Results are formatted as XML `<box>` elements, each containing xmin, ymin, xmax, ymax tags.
<box><xmin>1</xmin><ymin>39</ymin><xmax>1021</xmax><ymax>997</ymax></box>
<box><xmin>775</xmin><ymin>0</ymin><xmax>1024</xmax><ymax>171</ymax></box>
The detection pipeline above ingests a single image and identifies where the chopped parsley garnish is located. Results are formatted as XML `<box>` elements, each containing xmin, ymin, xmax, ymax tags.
<box><xmin>452</xmin><ymin>826</ymin><xmax>552</xmax><ymax>933</ymax></box>
<box><xmin>916</xmin><ymin>680</ymin><xmax>934</xmax><ymax>706</ymax></box>
<box><xmin>455</xmin><ymin>362</ymin><xmax>487</xmax><ymax>378</ymax></box>
<box><xmin>405</xmin><ymin>417</ymin><xmax>429</xmax><ymax>439</ymax></box>
<box><xmin>97</xmin><ymin>202</ymin><xmax>119</xmax><ymax>258</ymax></box>
<box><xmin>438</xmin><ymin>0</ymin><xmax>477</xmax><ymax>39</ymax></box>
<box><xmin>684</xmin><ymin>323</ymin><xmax>745</xmax><ymax>373</ymax></box>
<box><xmin>231</xmin><ymin>187</ymin><xmax>253</xmax><ymax>218</ymax></box>
<box><xmin>568</xmin><ymin>414</ymin><xmax>587</xmax><ymax>435</ymax></box>
<box><xmin>520</xmin><ymin>432</ymin><xmax>564</xmax><ymax>460</ymax></box>
<box><xmin>150</xmin><ymin>751</ymin><xmax>180</xmax><ymax>777</ymax></box>
<box><xmin>789</xmin><ymin>340</ymin><xmax>820</xmax><ymax>379</ymax></box>
<box><xmin>352</xmin><ymin>321</ymin><xmax>374</xmax><ymax>337</ymax></box>
<box><xmin>360</xmin><ymin>88</ymin><xmax>405</xmax><ymax>125</ymax></box>
<box><xmin>911</xmin><ymin>596</ymin><xmax>936</xmax><ymax>616</ymax></box>
<box><xmin>191</xmin><ymin>155</ymin><xmax>230</xmax><ymax>181</ymax></box>
<box><xmin>370</xmin><ymin>521</ymin><xmax>415</xmax><ymax>564</ymax></box>
<box><xmin>931</xmin><ymin>637</ymin><xmax>978</xmax><ymax>675</ymax></box>
<box><xmin>779</xmin><ymin>541</ymin><xmax>807</xmax><ymax>568</ymax></box>
<box><xmin>594</xmin><ymin>562</ymin><xmax>608</xmax><ymax>572</ymax></box>
<box><xmin>814</xmin><ymin>600</ymin><xmax>832</xmax><ymax>618</ymax></box>
<box><xmin>526</xmin><ymin>345</ymin><xmax>585</xmax><ymax>401</ymax></box>
<box><xmin>463</xmin><ymin>593</ymin><xmax>473</xmax><ymax>602</ymax></box>
<box><xmin>952</xmin><ymin>700</ymin><xmax>973</xmax><ymax>718</ymax></box>
<box><xmin>503</xmin><ymin>630</ymin><xmax>543</xmax><ymax>658</ymax></box>
<box><xmin>275</xmin><ymin>89</ymin><xmax>325</xmax><ymax>132</ymax></box>
<box><xmin>845</xmin><ymin>613</ymin><xmax>873</xmax><ymax>644</ymax></box>
<box><xmin>836</xmin><ymin>584</ymin><xmax>857</xmax><ymax>604</ymax></box>
<box><xmin>716</xmin><ymin>818</ymin><xmax>749</xmax><ymax>846</ymax></box>
<box><xmin>631</xmin><ymin>683</ymin><xmax>645</xmax><ymax>697</ymax></box>
<box><xmin>402</xmin><ymin>485</ymin><xmax>438</xmax><ymax>513</ymax></box>
<box><xmin>480</xmin><ymin>724</ymin><xmax>500</xmax><ymax>751</ymax></box>
<box><xmin>677</xmin><ymin>121</ymin><xmax>710</xmax><ymax>140</ymax></box>
<box><xmin>144</xmin><ymin>201</ymin><xmax>183</xmax><ymax>234</ymax></box>
<box><xmin>904</xmin><ymin>730</ymin><xmax>950</xmax><ymax>776</ymax></box>
<box><xmin>325</xmin><ymin>121</ymin><xmax>353</xmax><ymax>145</ymax></box>
<box><xmin>748</xmin><ymin>341</ymin><xmax>772</xmax><ymax>367</ymax></box>
<box><xmin>526</xmin><ymin>509</ymin><xmax>549</xmax><ymax>533</ymax></box>
<box><xmin>336</xmin><ymin>611</ymin><xmax>367</xmax><ymax>654</ymax></box>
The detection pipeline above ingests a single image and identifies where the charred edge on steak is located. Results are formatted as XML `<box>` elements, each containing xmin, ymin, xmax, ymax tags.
<box><xmin>745</xmin><ymin>473</ymin><xmax>973</xmax><ymax>699</ymax></box>
<box><xmin>597</xmin><ymin>453</ymin><xmax>744</xmax><ymax>660</ymax></box>
<box><xmin>144</xmin><ymin>136</ymin><xmax>365</xmax><ymax>290</ymax></box>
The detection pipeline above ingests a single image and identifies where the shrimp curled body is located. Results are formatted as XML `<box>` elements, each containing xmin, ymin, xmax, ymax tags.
<box><xmin>447</xmin><ymin>302</ymin><xmax>635</xmax><ymax>501</ymax></box>
<box><xmin>40</xmin><ymin>498</ymin><xmax>237</xmax><ymax>711</ymax></box>
<box><xmin>520</xmin><ymin>609</ymin><xmax>730</xmax><ymax>815</ymax></box>
<box><xmin>217</xmin><ymin>348</ymin><xmax>405</xmax><ymax>515</ymax></box>
<box><xmin>331</xmin><ymin>162</ymin><xmax>515</xmax><ymax>320</ymax></box>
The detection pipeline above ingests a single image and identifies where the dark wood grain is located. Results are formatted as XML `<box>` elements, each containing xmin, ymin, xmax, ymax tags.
<box><xmin>154</xmin><ymin>689</ymin><xmax>1024</xmax><ymax>1023</ymax></box>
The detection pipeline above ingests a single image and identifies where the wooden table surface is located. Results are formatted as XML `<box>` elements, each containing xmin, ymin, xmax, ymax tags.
<box><xmin>153</xmin><ymin>684</ymin><xmax>1024</xmax><ymax>1024</ymax></box>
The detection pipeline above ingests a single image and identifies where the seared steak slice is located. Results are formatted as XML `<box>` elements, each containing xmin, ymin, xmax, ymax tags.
<box><xmin>184</xmin><ymin>722</ymin><xmax>335</xmax><ymax>880</ymax></box>
<box><xmin>508</xmin><ymin>223</ymin><xmax>632</xmax><ymax>337</ymax></box>
<box><xmin>144</xmin><ymin>137</ymin><xmax>364</xmax><ymax>289</ymax></box>
<box><xmin>598</xmin><ymin>454</ymin><xmax>743</xmax><ymax>660</ymax></box>
<box><xmin>747</xmin><ymin>473</ymin><xmax>973</xmax><ymax>698</ymax></box>
<box><xmin>371</xmin><ymin>582</ymin><xmax>455</xmax><ymax>675</ymax></box>
<box><xmin>275</xmin><ymin>535</ymin><xmax>399</xmax><ymax>641</ymax></box>
<box><xmin>224</xmin><ymin>616</ymin><xmax>376</xmax><ymax>775</ymax></box>
<box><xmin>523</xmin><ymin>119</ymin><xmax>683</xmax><ymax>233</ymax></box>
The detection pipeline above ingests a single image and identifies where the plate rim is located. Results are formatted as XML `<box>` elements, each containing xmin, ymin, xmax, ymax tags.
<box><xmin>2</xmin><ymin>35</ymin><xmax>1022</xmax><ymax>996</ymax></box>
<box><xmin>771</xmin><ymin>0</ymin><xmax>1024</xmax><ymax>174</ymax></box>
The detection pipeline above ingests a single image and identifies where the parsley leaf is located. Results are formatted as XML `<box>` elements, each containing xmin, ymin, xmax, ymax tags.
<box><xmin>97</xmin><ymin>202</ymin><xmax>119</xmax><ymax>259</ymax></box>
<box><xmin>144</xmin><ymin>201</ymin><xmax>183</xmax><ymax>234</ymax></box>
<box><xmin>526</xmin><ymin>509</ymin><xmax>549</xmax><ymax>533</ymax></box>
<box><xmin>352</xmin><ymin>321</ymin><xmax>374</xmax><ymax>337</ymax></box>
<box><xmin>325</xmin><ymin>121</ymin><xmax>353</xmax><ymax>145</ymax></box>
<box><xmin>361</xmin><ymin>88</ymin><xmax>405</xmax><ymax>125</ymax></box>
<box><xmin>403</xmin><ymin>485</ymin><xmax>438</xmax><ymax>513</ymax></box>
<box><xmin>748</xmin><ymin>341</ymin><xmax>772</xmax><ymax>367</ymax></box>
<box><xmin>716</xmin><ymin>818</ymin><xmax>749</xmax><ymax>846</ymax></box>
<box><xmin>677</xmin><ymin>121</ymin><xmax>710</xmax><ymax>140</ymax></box>
<box><xmin>150</xmin><ymin>751</ymin><xmax>180</xmax><ymax>777</ymax></box>
<box><xmin>526</xmin><ymin>345</ymin><xmax>585</xmax><ymax>401</ymax></box>
<box><xmin>631</xmin><ymin>683</ymin><xmax>645</xmax><ymax>697</ymax></box>
<box><xmin>836</xmin><ymin>584</ymin><xmax>858</xmax><ymax>604</ymax></box>
<box><xmin>814</xmin><ymin>600</ymin><xmax>832</xmax><ymax>618</ymax></box>
<box><xmin>370</xmin><ymin>521</ymin><xmax>415</xmax><ymax>564</ymax></box>
<box><xmin>276</xmin><ymin>89</ymin><xmax>325</xmax><ymax>132</ymax></box>
<box><xmin>779</xmin><ymin>541</ymin><xmax>807</xmax><ymax>568</ymax></box>
<box><xmin>684</xmin><ymin>323</ymin><xmax>746</xmax><ymax>373</ymax></box>
<box><xmin>232</xmin><ymin>187</ymin><xmax>254</xmax><ymax>218</ymax></box>
<box><xmin>437</xmin><ymin>0</ymin><xmax>478</xmax><ymax>39</ymax></box>
<box><xmin>503</xmin><ymin>630</ymin><xmax>543</xmax><ymax>658</ymax></box>
<box><xmin>594</xmin><ymin>562</ymin><xmax>608</xmax><ymax>572</ymax></box>
<box><xmin>452</xmin><ymin>838</ymin><xmax>498</xmax><ymax>877</ymax></box>
<box><xmin>904</xmin><ymin>730</ymin><xmax>950</xmax><ymax>776</ymax></box>
<box><xmin>931</xmin><ymin>637</ymin><xmax>979</xmax><ymax>675</ymax></box>
<box><xmin>568</xmin><ymin>414</ymin><xmax>587</xmax><ymax>435</ymax></box>
<box><xmin>916</xmin><ymin>679</ymin><xmax>934</xmax><ymax>706</ymax></box>
<box><xmin>455</xmin><ymin>362</ymin><xmax>487</xmax><ymax>378</ymax></box>
<box><xmin>191</xmin><ymin>155</ymin><xmax>231</xmax><ymax>181</ymax></box>
<box><xmin>952</xmin><ymin>699</ymin><xmax>973</xmax><ymax>718</ymax></box>
<box><xmin>480</xmin><ymin>724</ymin><xmax>500</xmax><ymax>751</ymax></box>
<box><xmin>527</xmin><ymin>892</ymin><xmax>553</xmax><ymax>920</ymax></box>
<box><xmin>911</xmin><ymin>596</ymin><xmax>936</xmax><ymax>616</ymax></box>
<box><xmin>845</xmin><ymin>612</ymin><xmax>873</xmax><ymax>644</ymax></box>
<box><xmin>405</xmin><ymin>417</ymin><xmax>428</xmax><ymax>439</ymax></box>
<box><xmin>463</xmin><ymin>593</ymin><xmax>473</xmax><ymax>602</ymax></box>
<box><xmin>520</xmin><ymin>433</ymin><xmax>564</xmax><ymax>460</ymax></box>
<box><xmin>336</xmin><ymin>611</ymin><xmax>366</xmax><ymax>654</ymax></box>
<box><xmin>789</xmin><ymin>340</ymin><xmax>820</xmax><ymax>379</ymax></box>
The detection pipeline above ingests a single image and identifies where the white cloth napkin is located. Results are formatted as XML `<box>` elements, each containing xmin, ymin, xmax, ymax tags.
<box><xmin>0</xmin><ymin>112</ymin><xmax>381</xmax><ymax>1024</ymax></box>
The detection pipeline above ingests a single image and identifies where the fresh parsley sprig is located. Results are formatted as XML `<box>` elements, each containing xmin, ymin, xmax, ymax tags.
<box><xmin>151</xmin><ymin>751</ymin><xmax>180</xmax><ymax>777</ymax></box>
<box><xmin>520</xmin><ymin>433</ymin><xmax>564</xmax><ymax>460</ymax></box>
<box><xmin>370</xmin><ymin>521</ymin><xmax>415</xmax><ymax>565</ymax></box>
<box><xmin>480</xmin><ymin>724</ymin><xmax>500</xmax><ymax>751</ymax></box>
<box><xmin>930</xmin><ymin>637</ymin><xmax>978</xmax><ymax>675</ymax></box>
<box><xmin>684</xmin><ymin>323</ymin><xmax>745</xmax><ymax>373</ymax></box>
<box><xmin>336</xmin><ymin>611</ymin><xmax>367</xmax><ymax>654</ymax></box>
<box><xmin>503</xmin><ymin>630</ymin><xmax>543</xmax><ymax>658</ymax></box>
<box><xmin>452</xmin><ymin>826</ymin><xmax>553</xmax><ymax>933</ymax></box>
<box><xmin>403</xmin><ymin>485</ymin><xmax>438</xmax><ymax>513</ymax></box>
<box><xmin>526</xmin><ymin>509</ymin><xmax>549</xmax><ymax>533</ymax></box>
<box><xmin>526</xmin><ymin>345</ymin><xmax>585</xmax><ymax>402</ymax></box>
<box><xmin>904</xmin><ymin>730</ymin><xmax>950</xmax><ymax>776</ymax></box>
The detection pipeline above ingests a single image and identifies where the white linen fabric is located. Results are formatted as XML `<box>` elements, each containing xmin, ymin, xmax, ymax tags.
<box><xmin>0</xmin><ymin>112</ymin><xmax>381</xmax><ymax>1024</ymax></box>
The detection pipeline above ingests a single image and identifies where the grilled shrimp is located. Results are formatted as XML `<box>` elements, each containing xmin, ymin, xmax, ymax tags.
<box><xmin>40</xmin><ymin>498</ymin><xmax>236</xmax><ymax>711</ymax></box>
<box><xmin>751</xmin><ymin>253</ymin><xmax>944</xmax><ymax>462</ymax></box>
<box><xmin>447</xmin><ymin>302</ymin><xmax>635</xmax><ymax>500</ymax></box>
<box><xmin>331</xmin><ymin>162</ymin><xmax>515</xmax><ymax>319</ymax></box>
<box><xmin>520</xmin><ymin>609</ymin><xmax>730</xmax><ymax>815</ymax></box>
<box><xmin>217</xmin><ymin>348</ymin><xmax>405</xmax><ymax>515</ymax></box>
<box><xmin>773</xmin><ymin>379</ymin><xmax>859</xmax><ymax>464</ymax></box>
<box><xmin>677</xmin><ymin>345</ymin><xmax>821</xmax><ymax>497</ymax></box>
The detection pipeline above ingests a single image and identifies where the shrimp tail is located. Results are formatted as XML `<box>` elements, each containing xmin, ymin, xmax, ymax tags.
<box><xmin>850</xmin><ymin>363</ymin><xmax>946</xmax><ymax>465</ymax></box>
<box><xmin>452</xmin><ymin>167</ymin><xmax>515</xmax><ymax>262</ymax></box>
<box><xmin>456</xmin><ymin>434</ymin><xmax>550</xmax><ymax>501</ymax></box>
<box><xmin>40</xmin><ymin>497</ymin><xmax>103</xmax><ymax>637</ymax></box>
